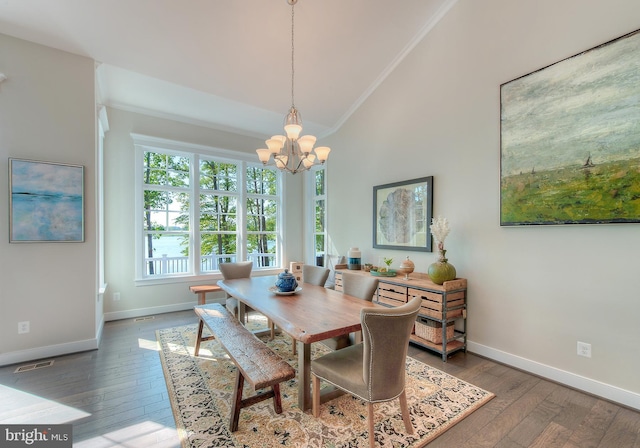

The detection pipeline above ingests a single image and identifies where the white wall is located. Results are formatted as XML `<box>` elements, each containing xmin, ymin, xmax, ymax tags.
<box><xmin>102</xmin><ymin>108</ymin><xmax>305</xmax><ymax>320</ymax></box>
<box><xmin>0</xmin><ymin>34</ymin><xmax>98</xmax><ymax>365</ymax></box>
<box><xmin>323</xmin><ymin>0</ymin><xmax>640</xmax><ymax>409</ymax></box>
<box><xmin>2</xmin><ymin>0</ymin><xmax>638</xmax><ymax>410</ymax></box>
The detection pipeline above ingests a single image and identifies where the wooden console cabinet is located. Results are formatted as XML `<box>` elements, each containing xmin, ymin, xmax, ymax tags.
<box><xmin>335</xmin><ymin>270</ymin><xmax>467</xmax><ymax>361</ymax></box>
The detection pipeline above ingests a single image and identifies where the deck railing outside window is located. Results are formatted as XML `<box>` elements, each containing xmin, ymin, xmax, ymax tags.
<box><xmin>144</xmin><ymin>252</ymin><xmax>276</xmax><ymax>276</ymax></box>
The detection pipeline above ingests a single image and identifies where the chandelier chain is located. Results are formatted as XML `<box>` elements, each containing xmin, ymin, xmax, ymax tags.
<box><xmin>254</xmin><ymin>0</ymin><xmax>331</xmax><ymax>174</ymax></box>
<box><xmin>290</xmin><ymin>2</ymin><xmax>295</xmax><ymax>108</ymax></box>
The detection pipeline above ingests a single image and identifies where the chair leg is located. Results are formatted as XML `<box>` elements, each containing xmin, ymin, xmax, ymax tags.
<box><xmin>269</xmin><ymin>319</ymin><xmax>275</xmax><ymax>340</ymax></box>
<box><xmin>291</xmin><ymin>336</ymin><xmax>297</xmax><ymax>355</ymax></box>
<box><xmin>312</xmin><ymin>375</ymin><xmax>321</xmax><ymax>417</ymax></box>
<box><xmin>398</xmin><ymin>390</ymin><xmax>413</xmax><ymax>434</ymax></box>
<box><xmin>367</xmin><ymin>402</ymin><xmax>375</xmax><ymax>448</ymax></box>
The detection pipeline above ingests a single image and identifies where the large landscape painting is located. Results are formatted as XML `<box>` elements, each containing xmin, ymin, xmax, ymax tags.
<box><xmin>500</xmin><ymin>29</ymin><xmax>640</xmax><ymax>226</ymax></box>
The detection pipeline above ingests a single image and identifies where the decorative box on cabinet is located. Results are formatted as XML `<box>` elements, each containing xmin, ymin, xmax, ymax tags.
<box><xmin>335</xmin><ymin>270</ymin><xmax>467</xmax><ymax>361</ymax></box>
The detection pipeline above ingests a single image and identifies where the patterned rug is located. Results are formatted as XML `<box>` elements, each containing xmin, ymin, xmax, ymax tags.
<box><xmin>157</xmin><ymin>319</ymin><xmax>494</xmax><ymax>448</ymax></box>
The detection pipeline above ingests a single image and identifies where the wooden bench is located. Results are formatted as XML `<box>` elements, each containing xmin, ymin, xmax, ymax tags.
<box><xmin>189</xmin><ymin>284</ymin><xmax>223</xmax><ymax>305</ymax></box>
<box><xmin>194</xmin><ymin>304</ymin><xmax>296</xmax><ymax>431</ymax></box>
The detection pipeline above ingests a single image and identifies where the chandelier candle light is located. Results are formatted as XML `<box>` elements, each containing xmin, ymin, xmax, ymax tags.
<box><xmin>428</xmin><ymin>216</ymin><xmax>457</xmax><ymax>285</ymax></box>
<box><xmin>256</xmin><ymin>0</ymin><xmax>331</xmax><ymax>174</ymax></box>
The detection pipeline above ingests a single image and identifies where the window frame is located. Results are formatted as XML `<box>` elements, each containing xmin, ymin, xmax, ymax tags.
<box><xmin>132</xmin><ymin>134</ymin><xmax>283</xmax><ymax>285</ymax></box>
<box><xmin>305</xmin><ymin>165</ymin><xmax>328</xmax><ymax>267</ymax></box>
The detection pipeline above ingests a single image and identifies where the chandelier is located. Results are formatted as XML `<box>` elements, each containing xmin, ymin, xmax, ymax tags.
<box><xmin>256</xmin><ymin>0</ymin><xmax>331</xmax><ymax>174</ymax></box>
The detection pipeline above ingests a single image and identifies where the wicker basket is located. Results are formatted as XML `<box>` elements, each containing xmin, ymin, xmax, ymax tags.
<box><xmin>414</xmin><ymin>319</ymin><xmax>454</xmax><ymax>344</ymax></box>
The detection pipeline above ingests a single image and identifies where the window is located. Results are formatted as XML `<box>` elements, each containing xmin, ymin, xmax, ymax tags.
<box><xmin>307</xmin><ymin>167</ymin><xmax>327</xmax><ymax>266</ymax></box>
<box><xmin>134</xmin><ymin>135</ymin><xmax>281</xmax><ymax>281</ymax></box>
<box><xmin>198</xmin><ymin>158</ymin><xmax>239</xmax><ymax>271</ymax></box>
<box><xmin>246</xmin><ymin>167</ymin><xmax>278</xmax><ymax>268</ymax></box>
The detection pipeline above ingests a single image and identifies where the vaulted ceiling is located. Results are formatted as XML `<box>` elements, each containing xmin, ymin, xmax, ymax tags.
<box><xmin>0</xmin><ymin>0</ymin><xmax>455</xmax><ymax>137</ymax></box>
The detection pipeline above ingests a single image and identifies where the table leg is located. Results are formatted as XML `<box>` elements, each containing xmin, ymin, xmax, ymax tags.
<box><xmin>198</xmin><ymin>292</ymin><xmax>206</xmax><ymax>305</ymax></box>
<box><xmin>297</xmin><ymin>340</ymin><xmax>312</xmax><ymax>411</ymax></box>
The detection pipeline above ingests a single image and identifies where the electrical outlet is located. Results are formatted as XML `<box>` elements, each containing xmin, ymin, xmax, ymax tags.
<box><xmin>113</xmin><ymin>292</ymin><xmax>121</xmax><ymax>301</ymax></box>
<box><xmin>577</xmin><ymin>341</ymin><xmax>591</xmax><ymax>358</ymax></box>
<box><xmin>18</xmin><ymin>321</ymin><xmax>30</xmax><ymax>334</ymax></box>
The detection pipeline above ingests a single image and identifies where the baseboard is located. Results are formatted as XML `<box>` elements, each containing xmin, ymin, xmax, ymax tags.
<box><xmin>0</xmin><ymin>301</ymin><xmax>223</xmax><ymax>367</ymax></box>
<box><xmin>0</xmin><ymin>338</ymin><xmax>99</xmax><ymax>367</ymax></box>
<box><xmin>103</xmin><ymin>300</ymin><xmax>224</xmax><ymax>322</ymax></box>
<box><xmin>467</xmin><ymin>340</ymin><xmax>640</xmax><ymax>411</ymax></box>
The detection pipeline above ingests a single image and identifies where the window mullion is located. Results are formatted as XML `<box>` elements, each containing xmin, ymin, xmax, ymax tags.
<box><xmin>192</xmin><ymin>154</ymin><xmax>200</xmax><ymax>275</ymax></box>
<box><xmin>238</xmin><ymin>161</ymin><xmax>247</xmax><ymax>262</ymax></box>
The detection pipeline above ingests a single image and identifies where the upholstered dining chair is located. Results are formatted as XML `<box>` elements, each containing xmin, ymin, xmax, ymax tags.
<box><xmin>323</xmin><ymin>272</ymin><xmax>379</xmax><ymax>350</ymax></box>
<box><xmin>311</xmin><ymin>296</ymin><xmax>421</xmax><ymax>448</ymax></box>
<box><xmin>220</xmin><ymin>261</ymin><xmax>258</xmax><ymax>320</ymax></box>
<box><xmin>284</xmin><ymin>265</ymin><xmax>332</xmax><ymax>355</ymax></box>
<box><xmin>341</xmin><ymin>271</ymin><xmax>379</xmax><ymax>302</ymax></box>
<box><xmin>221</xmin><ymin>261</ymin><xmax>275</xmax><ymax>337</ymax></box>
<box><xmin>302</xmin><ymin>264</ymin><xmax>330</xmax><ymax>287</ymax></box>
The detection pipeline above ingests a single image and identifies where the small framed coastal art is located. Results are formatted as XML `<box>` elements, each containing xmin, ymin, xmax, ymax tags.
<box><xmin>500</xmin><ymin>28</ymin><xmax>640</xmax><ymax>226</ymax></box>
<box><xmin>9</xmin><ymin>158</ymin><xmax>85</xmax><ymax>242</ymax></box>
<box><xmin>373</xmin><ymin>176</ymin><xmax>433</xmax><ymax>252</ymax></box>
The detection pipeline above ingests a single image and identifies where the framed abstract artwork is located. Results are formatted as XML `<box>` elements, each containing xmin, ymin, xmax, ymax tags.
<box><xmin>9</xmin><ymin>158</ymin><xmax>85</xmax><ymax>242</ymax></box>
<box><xmin>373</xmin><ymin>176</ymin><xmax>433</xmax><ymax>251</ymax></box>
<box><xmin>500</xmin><ymin>28</ymin><xmax>640</xmax><ymax>226</ymax></box>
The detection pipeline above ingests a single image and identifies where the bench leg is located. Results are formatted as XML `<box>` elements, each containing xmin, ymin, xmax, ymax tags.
<box><xmin>272</xmin><ymin>383</ymin><xmax>283</xmax><ymax>414</ymax></box>
<box><xmin>230</xmin><ymin>370</ymin><xmax>244</xmax><ymax>432</ymax></box>
<box><xmin>194</xmin><ymin>320</ymin><xmax>205</xmax><ymax>356</ymax></box>
<box><xmin>229</xmin><ymin>374</ymin><xmax>285</xmax><ymax>431</ymax></box>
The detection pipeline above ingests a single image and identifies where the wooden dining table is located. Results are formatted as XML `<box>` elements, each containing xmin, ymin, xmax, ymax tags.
<box><xmin>217</xmin><ymin>275</ymin><xmax>384</xmax><ymax>411</ymax></box>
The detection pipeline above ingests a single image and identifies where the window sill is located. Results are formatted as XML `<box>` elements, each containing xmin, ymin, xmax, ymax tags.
<box><xmin>134</xmin><ymin>268</ymin><xmax>283</xmax><ymax>287</ymax></box>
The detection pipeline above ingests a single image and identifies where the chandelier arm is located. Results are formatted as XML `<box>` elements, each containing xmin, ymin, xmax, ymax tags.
<box><xmin>293</xmin><ymin>155</ymin><xmax>305</xmax><ymax>173</ymax></box>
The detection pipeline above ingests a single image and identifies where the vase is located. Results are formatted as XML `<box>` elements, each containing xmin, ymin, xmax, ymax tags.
<box><xmin>347</xmin><ymin>247</ymin><xmax>361</xmax><ymax>270</ymax></box>
<box><xmin>428</xmin><ymin>249</ymin><xmax>456</xmax><ymax>285</ymax></box>
<box><xmin>397</xmin><ymin>256</ymin><xmax>415</xmax><ymax>280</ymax></box>
<box><xmin>275</xmin><ymin>269</ymin><xmax>298</xmax><ymax>292</ymax></box>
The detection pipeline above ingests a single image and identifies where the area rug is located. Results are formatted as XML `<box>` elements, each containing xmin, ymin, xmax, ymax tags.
<box><xmin>157</xmin><ymin>319</ymin><xmax>494</xmax><ymax>448</ymax></box>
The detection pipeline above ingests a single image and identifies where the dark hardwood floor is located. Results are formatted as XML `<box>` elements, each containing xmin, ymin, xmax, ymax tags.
<box><xmin>0</xmin><ymin>309</ymin><xmax>638</xmax><ymax>447</ymax></box>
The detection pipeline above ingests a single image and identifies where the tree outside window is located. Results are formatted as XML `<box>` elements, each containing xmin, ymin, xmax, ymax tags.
<box><xmin>246</xmin><ymin>167</ymin><xmax>278</xmax><ymax>268</ymax></box>
<box><xmin>313</xmin><ymin>168</ymin><xmax>326</xmax><ymax>267</ymax></box>
<box><xmin>138</xmin><ymin>143</ymin><xmax>281</xmax><ymax>279</ymax></box>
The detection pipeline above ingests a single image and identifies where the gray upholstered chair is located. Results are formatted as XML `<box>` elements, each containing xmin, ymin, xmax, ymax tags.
<box><xmin>311</xmin><ymin>296</ymin><xmax>421</xmax><ymax>448</ymax></box>
<box><xmin>302</xmin><ymin>264</ymin><xmax>330</xmax><ymax>287</ymax></box>
<box><xmin>284</xmin><ymin>265</ymin><xmax>331</xmax><ymax>355</ymax></box>
<box><xmin>341</xmin><ymin>271</ymin><xmax>378</xmax><ymax>302</ymax></box>
<box><xmin>221</xmin><ymin>261</ymin><xmax>275</xmax><ymax>337</ymax></box>
<box><xmin>221</xmin><ymin>261</ymin><xmax>256</xmax><ymax>322</ymax></box>
<box><xmin>323</xmin><ymin>272</ymin><xmax>379</xmax><ymax>350</ymax></box>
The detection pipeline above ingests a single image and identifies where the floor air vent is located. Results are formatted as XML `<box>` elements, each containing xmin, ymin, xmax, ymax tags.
<box><xmin>14</xmin><ymin>360</ymin><xmax>54</xmax><ymax>373</ymax></box>
<box><xmin>134</xmin><ymin>316</ymin><xmax>155</xmax><ymax>322</ymax></box>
